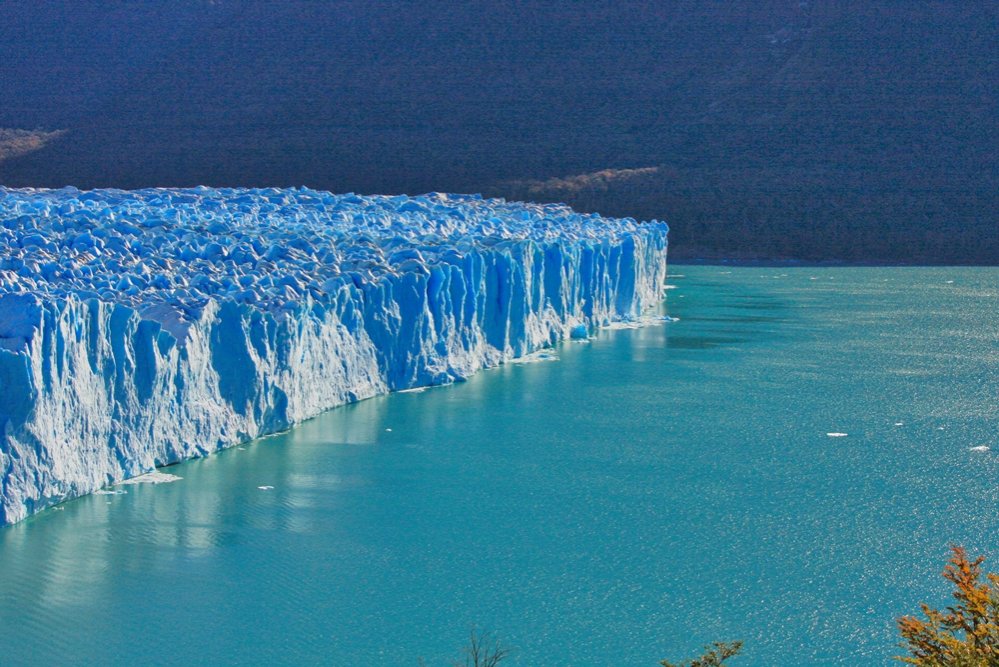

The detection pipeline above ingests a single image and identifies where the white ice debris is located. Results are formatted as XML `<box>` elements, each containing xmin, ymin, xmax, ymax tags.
<box><xmin>508</xmin><ymin>350</ymin><xmax>559</xmax><ymax>364</ymax></box>
<box><xmin>603</xmin><ymin>315</ymin><xmax>674</xmax><ymax>330</ymax></box>
<box><xmin>117</xmin><ymin>471</ymin><xmax>183</xmax><ymax>485</ymax></box>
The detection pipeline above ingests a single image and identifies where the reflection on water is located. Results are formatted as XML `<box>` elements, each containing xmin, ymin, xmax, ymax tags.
<box><xmin>1</xmin><ymin>266</ymin><xmax>998</xmax><ymax>666</ymax></box>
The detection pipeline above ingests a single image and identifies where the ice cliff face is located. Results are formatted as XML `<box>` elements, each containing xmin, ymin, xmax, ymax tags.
<box><xmin>0</xmin><ymin>187</ymin><xmax>668</xmax><ymax>524</ymax></box>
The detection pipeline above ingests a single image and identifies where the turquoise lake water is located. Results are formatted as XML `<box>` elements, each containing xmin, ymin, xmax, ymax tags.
<box><xmin>1</xmin><ymin>266</ymin><xmax>997</xmax><ymax>666</ymax></box>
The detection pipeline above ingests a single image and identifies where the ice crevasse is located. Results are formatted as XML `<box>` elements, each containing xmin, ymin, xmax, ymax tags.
<box><xmin>0</xmin><ymin>187</ymin><xmax>668</xmax><ymax>524</ymax></box>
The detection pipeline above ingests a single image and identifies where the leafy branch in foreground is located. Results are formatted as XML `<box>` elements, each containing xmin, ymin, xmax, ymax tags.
<box><xmin>660</xmin><ymin>640</ymin><xmax>743</xmax><ymax>667</ymax></box>
<box><xmin>897</xmin><ymin>546</ymin><xmax>999</xmax><ymax>666</ymax></box>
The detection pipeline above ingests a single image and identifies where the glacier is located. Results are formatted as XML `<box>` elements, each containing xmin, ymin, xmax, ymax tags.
<box><xmin>0</xmin><ymin>187</ymin><xmax>668</xmax><ymax>525</ymax></box>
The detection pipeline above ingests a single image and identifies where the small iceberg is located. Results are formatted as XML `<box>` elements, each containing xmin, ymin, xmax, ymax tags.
<box><xmin>118</xmin><ymin>471</ymin><xmax>183</xmax><ymax>485</ymax></box>
<box><xmin>604</xmin><ymin>314</ymin><xmax>676</xmax><ymax>330</ymax></box>
<box><xmin>509</xmin><ymin>350</ymin><xmax>559</xmax><ymax>364</ymax></box>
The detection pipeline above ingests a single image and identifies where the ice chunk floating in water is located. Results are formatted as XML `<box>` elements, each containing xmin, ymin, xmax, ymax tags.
<box><xmin>117</xmin><ymin>471</ymin><xmax>183</xmax><ymax>485</ymax></box>
<box><xmin>0</xmin><ymin>187</ymin><xmax>668</xmax><ymax>524</ymax></box>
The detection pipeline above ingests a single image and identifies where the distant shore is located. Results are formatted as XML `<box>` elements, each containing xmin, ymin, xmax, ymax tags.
<box><xmin>668</xmin><ymin>256</ymin><xmax>998</xmax><ymax>268</ymax></box>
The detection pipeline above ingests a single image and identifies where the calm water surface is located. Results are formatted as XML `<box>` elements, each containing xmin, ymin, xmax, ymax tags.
<box><xmin>1</xmin><ymin>266</ymin><xmax>997</xmax><ymax>666</ymax></box>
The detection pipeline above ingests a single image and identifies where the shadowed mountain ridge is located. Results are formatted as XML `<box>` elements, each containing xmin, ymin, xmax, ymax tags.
<box><xmin>1</xmin><ymin>1</ymin><xmax>995</xmax><ymax>262</ymax></box>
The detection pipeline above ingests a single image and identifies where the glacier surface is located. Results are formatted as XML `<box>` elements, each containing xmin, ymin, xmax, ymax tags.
<box><xmin>0</xmin><ymin>187</ymin><xmax>668</xmax><ymax>524</ymax></box>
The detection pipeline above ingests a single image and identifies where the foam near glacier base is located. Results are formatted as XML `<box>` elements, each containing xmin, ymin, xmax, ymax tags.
<box><xmin>0</xmin><ymin>187</ymin><xmax>668</xmax><ymax>524</ymax></box>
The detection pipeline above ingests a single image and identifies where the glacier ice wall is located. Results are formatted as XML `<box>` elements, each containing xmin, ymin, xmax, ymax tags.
<box><xmin>0</xmin><ymin>187</ymin><xmax>668</xmax><ymax>524</ymax></box>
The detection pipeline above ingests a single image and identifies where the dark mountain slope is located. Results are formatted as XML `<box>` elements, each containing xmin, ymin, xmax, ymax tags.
<box><xmin>1</xmin><ymin>1</ymin><xmax>995</xmax><ymax>262</ymax></box>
